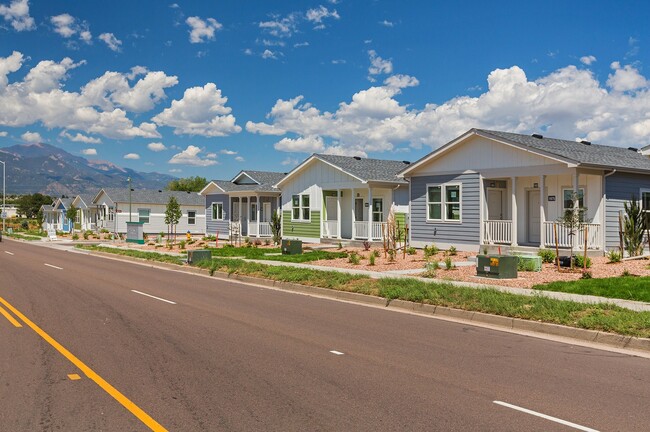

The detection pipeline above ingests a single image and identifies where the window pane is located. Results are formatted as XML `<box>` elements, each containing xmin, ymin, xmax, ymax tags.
<box><xmin>292</xmin><ymin>195</ymin><xmax>299</xmax><ymax>207</ymax></box>
<box><xmin>428</xmin><ymin>186</ymin><xmax>441</xmax><ymax>203</ymax></box>
<box><xmin>446</xmin><ymin>185</ymin><xmax>460</xmax><ymax>203</ymax></box>
<box><xmin>564</xmin><ymin>189</ymin><xmax>585</xmax><ymax>209</ymax></box>
<box><xmin>302</xmin><ymin>195</ymin><xmax>310</xmax><ymax>207</ymax></box>
<box><xmin>373</xmin><ymin>198</ymin><xmax>382</xmax><ymax>212</ymax></box>
<box><xmin>302</xmin><ymin>208</ymin><xmax>310</xmax><ymax>220</ymax></box>
<box><xmin>293</xmin><ymin>208</ymin><xmax>300</xmax><ymax>219</ymax></box>
<box><xmin>643</xmin><ymin>192</ymin><xmax>650</xmax><ymax>211</ymax></box>
<box><xmin>446</xmin><ymin>203</ymin><xmax>460</xmax><ymax>220</ymax></box>
<box><xmin>428</xmin><ymin>203</ymin><xmax>441</xmax><ymax>220</ymax></box>
<box><xmin>250</xmin><ymin>204</ymin><xmax>257</xmax><ymax>221</ymax></box>
<box><xmin>373</xmin><ymin>212</ymin><xmax>382</xmax><ymax>222</ymax></box>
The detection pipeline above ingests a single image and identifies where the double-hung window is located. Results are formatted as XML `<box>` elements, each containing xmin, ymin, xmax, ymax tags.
<box><xmin>426</xmin><ymin>184</ymin><xmax>461</xmax><ymax>222</ymax></box>
<box><xmin>292</xmin><ymin>194</ymin><xmax>310</xmax><ymax>221</ymax></box>
<box><xmin>250</xmin><ymin>203</ymin><xmax>257</xmax><ymax>222</ymax></box>
<box><xmin>562</xmin><ymin>188</ymin><xmax>585</xmax><ymax>213</ymax></box>
<box><xmin>372</xmin><ymin>198</ymin><xmax>383</xmax><ymax>222</ymax></box>
<box><xmin>642</xmin><ymin>191</ymin><xmax>650</xmax><ymax>227</ymax></box>
<box><xmin>212</xmin><ymin>203</ymin><xmax>224</xmax><ymax>220</ymax></box>
<box><xmin>188</xmin><ymin>211</ymin><xmax>196</xmax><ymax>225</ymax></box>
<box><xmin>138</xmin><ymin>208</ymin><xmax>150</xmax><ymax>224</ymax></box>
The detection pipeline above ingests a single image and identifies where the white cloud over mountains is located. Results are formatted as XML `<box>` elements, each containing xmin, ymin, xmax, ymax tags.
<box><xmin>0</xmin><ymin>0</ymin><xmax>34</xmax><ymax>31</ymax></box>
<box><xmin>168</xmin><ymin>145</ymin><xmax>217</xmax><ymax>166</ymax></box>
<box><xmin>248</xmin><ymin>60</ymin><xmax>650</xmax><ymax>155</ymax></box>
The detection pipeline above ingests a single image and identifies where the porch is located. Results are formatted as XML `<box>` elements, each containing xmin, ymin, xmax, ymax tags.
<box><xmin>230</xmin><ymin>195</ymin><xmax>280</xmax><ymax>239</ymax></box>
<box><xmin>480</xmin><ymin>171</ymin><xmax>604</xmax><ymax>250</ymax></box>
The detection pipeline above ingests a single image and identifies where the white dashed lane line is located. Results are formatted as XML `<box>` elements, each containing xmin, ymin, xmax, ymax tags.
<box><xmin>131</xmin><ymin>290</ymin><xmax>177</xmax><ymax>305</ymax></box>
<box><xmin>493</xmin><ymin>401</ymin><xmax>599</xmax><ymax>432</ymax></box>
<box><xmin>44</xmin><ymin>263</ymin><xmax>63</xmax><ymax>270</ymax></box>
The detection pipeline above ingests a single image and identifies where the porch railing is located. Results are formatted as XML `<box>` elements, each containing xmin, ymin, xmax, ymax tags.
<box><xmin>248</xmin><ymin>222</ymin><xmax>258</xmax><ymax>237</ymax></box>
<box><xmin>353</xmin><ymin>221</ymin><xmax>386</xmax><ymax>240</ymax></box>
<box><xmin>323</xmin><ymin>220</ymin><xmax>338</xmax><ymax>238</ymax></box>
<box><xmin>483</xmin><ymin>220</ymin><xmax>512</xmax><ymax>244</ymax></box>
<box><xmin>259</xmin><ymin>222</ymin><xmax>272</xmax><ymax>237</ymax></box>
<box><xmin>544</xmin><ymin>222</ymin><xmax>601</xmax><ymax>249</ymax></box>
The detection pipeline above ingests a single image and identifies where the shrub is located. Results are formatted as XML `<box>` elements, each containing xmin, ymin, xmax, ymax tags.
<box><xmin>179</xmin><ymin>240</ymin><xmax>186</xmax><ymax>250</ymax></box>
<box><xmin>21</xmin><ymin>220</ymin><xmax>29</xmax><ymax>230</ymax></box>
<box><xmin>423</xmin><ymin>244</ymin><xmax>439</xmax><ymax>259</ymax></box>
<box><xmin>244</xmin><ymin>237</ymin><xmax>250</xmax><ymax>244</ymax></box>
<box><xmin>607</xmin><ymin>249</ymin><xmax>622</xmax><ymax>263</ymax></box>
<box><xmin>406</xmin><ymin>247</ymin><xmax>417</xmax><ymax>255</ymax></box>
<box><xmin>573</xmin><ymin>255</ymin><xmax>592</xmax><ymax>269</ymax></box>
<box><xmin>224</xmin><ymin>243</ymin><xmax>234</xmax><ymax>248</ymax></box>
<box><xmin>264</xmin><ymin>239</ymin><xmax>271</xmax><ymax>246</ymax></box>
<box><xmin>348</xmin><ymin>252</ymin><xmax>360</xmax><ymax>265</ymax></box>
<box><xmin>423</xmin><ymin>261</ymin><xmax>438</xmax><ymax>278</ymax></box>
<box><xmin>517</xmin><ymin>257</ymin><xmax>538</xmax><ymax>272</ymax></box>
<box><xmin>538</xmin><ymin>249</ymin><xmax>556</xmax><ymax>264</ymax></box>
<box><xmin>100</xmin><ymin>228</ymin><xmax>109</xmax><ymax>233</ymax></box>
<box><xmin>622</xmin><ymin>268</ymin><xmax>631</xmax><ymax>277</ymax></box>
<box><xmin>372</xmin><ymin>249</ymin><xmax>381</xmax><ymax>258</ymax></box>
<box><xmin>368</xmin><ymin>253</ymin><xmax>376</xmax><ymax>266</ymax></box>
<box><xmin>581</xmin><ymin>271</ymin><xmax>593</xmax><ymax>279</ymax></box>
<box><xmin>254</xmin><ymin>239</ymin><xmax>263</xmax><ymax>246</ymax></box>
<box><xmin>362</xmin><ymin>241</ymin><xmax>371</xmax><ymax>251</ymax></box>
<box><xmin>447</xmin><ymin>246</ymin><xmax>457</xmax><ymax>256</ymax></box>
<box><xmin>387</xmin><ymin>249</ymin><xmax>396</xmax><ymax>262</ymax></box>
<box><xmin>444</xmin><ymin>256</ymin><xmax>454</xmax><ymax>270</ymax></box>
<box><xmin>337</xmin><ymin>241</ymin><xmax>343</xmax><ymax>250</ymax></box>
<box><xmin>72</xmin><ymin>233</ymin><xmax>79</xmax><ymax>240</ymax></box>
<box><xmin>83</xmin><ymin>231</ymin><xmax>89</xmax><ymax>240</ymax></box>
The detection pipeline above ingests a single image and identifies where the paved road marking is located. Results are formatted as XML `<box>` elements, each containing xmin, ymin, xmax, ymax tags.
<box><xmin>493</xmin><ymin>401</ymin><xmax>599</xmax><ymax>432</ymax></box>
<box><xmin>329</xmin><ymin>350</ymin><xmax>344</xmax><ymax>355</ymax></box>
<box><xmin>0</xmin><ymin>295</ymin><xmax>168</xmax><ymax>432</ymax></box>
<box><xmin>68</xmin><ymin>374</ymin><xmax>81</xmax><ymax>380</ymax></box>
<box><xmin>44</xmin><ymin>263</ymin><xmax>63</xmax><ymax>270</ymax></box>
<box><xmin>5</xmin><ymin>251</ymin><xmax>14</xmax><ymax>255</ymax></box>
<box><xmin>131</xmin><ymin>290</ymin><xmax>177</xmax><ymax>305</ymax></box>
<box><xmin>0</xmin><ymin>304</ymin><xmax>22</xmax><ymax>327</ymax></box>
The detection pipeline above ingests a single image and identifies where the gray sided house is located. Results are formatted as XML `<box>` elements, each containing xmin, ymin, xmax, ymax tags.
<box><xmin>71</xmin><ymin>193</ymin><xmax>100</xmax><ymax>231</ymax></box>
<box><xmin>200</xmin><ymin>170</ymin><xmax>285</xmax><ymax>240</ymax></box>
<box><xmin>93</xmin><ymin>188</ymin><xmax>205</xmax><ymax>235</ymax></box>
<box><xmin>275</xmin><ymin>154</ymin><xmax>410</xmax><ymax>243</ymax></box>
<box><xmin>400</xmin><ymin>128</ymin><xmax>650</xmax><ymax>253</ymax></box>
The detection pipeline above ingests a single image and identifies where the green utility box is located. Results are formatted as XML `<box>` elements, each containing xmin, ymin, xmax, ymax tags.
<box><xmin>281</xmin><ymin>239</ymin><xmax>303</xmax><ymax>255</ymax></box>
<box><xmin>187</xmin><ymin>249</ymin><xmax>212</xmax><ymax>265</ymax></box>
<box><xmin>476</xmin><ymin>255</ymin><xmax>518</xmax><ymax>279</ymax></box>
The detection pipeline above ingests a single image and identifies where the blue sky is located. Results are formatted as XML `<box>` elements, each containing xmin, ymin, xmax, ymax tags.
<box><xmin>1</xmin><ymin>0</ymin><xmax>649</xmax><ymax>179</ymax></box>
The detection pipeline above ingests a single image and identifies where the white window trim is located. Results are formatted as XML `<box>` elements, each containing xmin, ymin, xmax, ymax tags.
<box><xmin>211</xmin><ymin>202</ymin><xmax>224</xmax><ymax>221</ymax></box>
<box><xmin>561</xmin><ymin>186</ymin><xmax>586</xmax><ymax>213</ymax></box>
<box><xmin>372</xmin><ymin>198</ymin><xmax>384</xmax><ymax>222</ymax></box>
<box><xmin>291</xmin><ymin>193</ymin><xmax>311</xmax><ymax>222</ymax></box>
<box><xmin>426</xmin><ymin>182</ymin><xmax>462</xmax><ymax>223</ymax></box>
<box><xmin>640</xmin><ymin>188</ymin><xmax>650</xmax><ymax>220</ymax></box>
<box><xmin>138</xmin><ymin>208</ymin><xmax>151</xmax><ymax>224</ymax></box>
<box><xmin>188</xmin><ymin>210</ymin><xmax>196</xmax><ymax>225</ymax></box>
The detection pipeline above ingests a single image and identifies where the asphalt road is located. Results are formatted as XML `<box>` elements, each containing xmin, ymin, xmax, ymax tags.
<box><xmin>1</xmin><ymin>239</ymin><xmax>649</xmax><ymax>431</ymax></box>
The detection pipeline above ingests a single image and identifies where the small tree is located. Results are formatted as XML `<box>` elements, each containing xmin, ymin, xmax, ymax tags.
<box><xmin>270</xmin><ymin>211</ymin><xmax>282</xmax><ymax>245</ymax></box>
<box><xmin>36</xmin><ymin>209</ymin><xmax>44</xmax><ymax>232</ymax></box>
<box><xmin>164</xmin><ymin>196</ymin><xmax>182</xmax><ymax>243</ymax></box>
<box><xmin>558</xmin><ymin>191</ymin><xmax>587</xmax><ymax>269</ymax></box>
<box><xmin>66</xmin><ymin>205</ymin><xmax>78</xmax><ymax>234</ymax></box>
<box><xmin>623</xmin><ymin>194</ymin><xmax>645</xmax><ymax>257</ymax></box>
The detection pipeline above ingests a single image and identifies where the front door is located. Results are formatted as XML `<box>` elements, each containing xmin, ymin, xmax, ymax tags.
<box><xmin>262</xmin><ymin>202</ymin><xmax>271</xmax><ymax>222</ymax></box>
<box><xmin>325</xmin><ymin>196</ymin><xmax>338</xmax><ymax>237</ymax></box>
<box><xmin>487</xmin><ymin>189</ymin><xmax>504</xmax><ymax>220</ymax></box>
<box><xmin>355</xmin><ymin>198</ymin><xmax>364</xmax><ymax>222</ymax></box>
<box><xmin>527</xmin><ymin>190</ymin><xmax>541</xmax><ymax>244</ymax></box>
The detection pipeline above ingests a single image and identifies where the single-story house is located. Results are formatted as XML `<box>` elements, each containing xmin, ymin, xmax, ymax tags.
<box><xmin>41</xmin><ymin>197</ymin><xmax>73</xmax><ymax>233</ymax></box>
<box><xmin>275</xmin><ymin>154</ymin><xmax>410</xmax><ymax>243</ymax></box>
<box><xmin>71</xmin><ymin>193</ymin><xmax>99</xmax><ymax>231</ymax></box>
<box><xmin>399</xmin><ymin>128</ymin><xmax>650</xmax><ymax>253</ymax></box>
<box><xmin>199</xmin><ymin>170</ymin><xmax>285</xmax><ymax>240</ymax></box>
<box><xmin>93</xmin><ymin>188</ymin><xmax>205</xmax><ymax>235</ymax></box>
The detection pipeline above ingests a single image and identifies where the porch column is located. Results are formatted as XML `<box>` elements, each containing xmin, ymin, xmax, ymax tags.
<box><xmin>367</xmin><ymin>187</ymin><xmax>373</xmax><ymax>241</ymax></box>
<box><xmin>511</xmin><ymin>177</ymin><xmax>518</xmax><ymax>246</ymax></box>
<box><xmin>238</xmin><ymin>197</ymin><xmax>242</xmax><ymax>231</ymax></box>
<box><xmin>337</xmin><ymin>189</ymin><xmax>342</xmax><ymax>239</ymax></box>
<box><xmin>351</xmin><ymin>188</ymin><xmax>355</xmax><ymax>239</ymax></box>
<box><xmin>256</xmin><ymin>195</ymin><xmax>260</xmax><ymax>238</ymax></box>
<box><xmin>573</xmin><ymin>171</ymin><xmax>580</xmax><ymax>251</ymax></box>
<box><xmin>539</xmin><ymin>174</ymin><xmax>546</xmax><ymax>248</ymax></box>
<box><xmin>250</xmin><ymin>195</ymin><xmax>254</xmax><ymax>236</ymax></box>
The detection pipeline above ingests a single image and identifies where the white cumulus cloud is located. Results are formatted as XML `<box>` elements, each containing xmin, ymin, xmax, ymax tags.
<box><xmin>168</xmin><ymin>145</ymin><xmax>217</xmax><ymax>166</ymax></box>
<box><xmin>607</xmin><ymin>61</ymin><xmax>648</xmax><ymax>92</ymax></box>
<box><xmin>235</xmin><ymin>156</ymin><xmax>244</xmax><ymax>162</ymax></box>
<box><xmin>147</xmin><ymin>142</ymin><xmax>167</xmax><ymax>152</ymax></box>
<box><xmin>81</xmin><ymin>148</ymin><xmax>97</xmax><ymax>155</ymax></box>
<box><xmin>186</xmin><ymin>16</ymin><xmax>222</xmax><ymax>43</ymax></box>
<box><xmin>61</xmin><ymin>131</ymin><xmax>101</xmax><ymax>144</ymax></box>
<box><xmin>0</xmin><ymin>0</ymin><xmax>35</xmax><ymax>31</ymax></box>
<box><xmin>99</xmin><ymin>33</ymin><xmax>122</xmax><ymax>52</ymax></box>
<box><xmin>220</xmin><ymin>149</ymin><xmax>237</xmax><ymax>155</ymax></box>
<box><xmin>368</xmin><ymin>50</ymin><xmax>392</xmax><ymax>79</ymax></box>
<box><xmin>123</xmin><ymin>153</ymin><xmax>140</xmax><ymax>160</ymax></box>
<box><xmin>0</xmin><ymin>131</ymin><xmax>7</xmax><ymax>137</ymax></box>
<box><xmin>152</xmin><ymin>83</ymin><xmax>241</xmax><ymax>136</ymax></box>
<box><xmin>21</xmin><ymin>131</ymin><xmax>42</xmax><ymax>142</ymax></box>
<box><xmin>580</xmin><ymin>55</ymin><xmax>596</xmax><ymax>65</ymax></box>
<box><xmin>51</xmin><ymin>13</ymin><xmax>91</xmax><ymax>43</ymax></box>
<box><xmin>306</xmin><ymin>5</ymin><xmax>339</xmax><ymax>28</ymax></box>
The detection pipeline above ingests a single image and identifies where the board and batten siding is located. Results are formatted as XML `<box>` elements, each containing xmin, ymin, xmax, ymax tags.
<box><xmin>604</xmin><ymin>172</ymin><xmax>650</xmax><ymax>251</ymax></box>
<box><xmin>409</xmin><ymin>173</ymin><xmax>481</xmax><ymax>251</ymax></box>
<box><xmin>205</xmin><ymin>193</ymin><xmax>230</xmax><ymax>239</ymax></box>
<box><xmin>282</xmin><ymin>210</ymin><xmax>321</xmax><ymax>242</ymax></box>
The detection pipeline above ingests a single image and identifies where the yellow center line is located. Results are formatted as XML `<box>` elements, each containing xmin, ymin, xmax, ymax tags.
<box><xmin>0</xmin><ymin>304</ymin><xmax>22</xmax><ymax>327</ymax></box>
<box><xmin>0</xmin><ymin>295</ymin><xmax>167</xmax><ymax>431</ymax></box>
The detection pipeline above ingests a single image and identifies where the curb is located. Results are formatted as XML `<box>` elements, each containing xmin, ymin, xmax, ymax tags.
<box><xmin>80</xmin><ymin>249</ymin><xmax>650</xmax><ymax>355</ymax></box>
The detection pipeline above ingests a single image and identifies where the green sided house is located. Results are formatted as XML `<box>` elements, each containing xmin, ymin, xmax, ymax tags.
<box><xmin>275</xmin><ymin>154</ymin><xmax>411</xmax><ymax>243</ymax></box>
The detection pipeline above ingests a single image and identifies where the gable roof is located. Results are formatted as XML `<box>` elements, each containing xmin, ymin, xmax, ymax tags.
<box><xmin>276</xmin><ymin>153</ymin><xmax>410</xmax><ymax>187</ymax></box>
<box><xmin>72</xmin><ymin>194</ymin><xmax>96</xmax><ymax>209</ymax></box>
<box><xmin>201</xmin><ymin>170</ymin><xmax>286</xmax><ymax>195</ymax></box>
<box><xmin>94</xmin><ymin>188</ymin><xmax>203</xmax><ymax>206</ymax></box>
<box><xmin>400</xmin><ymin>128</ymin><xmax>650</xmax><ymax>176</ymax></box>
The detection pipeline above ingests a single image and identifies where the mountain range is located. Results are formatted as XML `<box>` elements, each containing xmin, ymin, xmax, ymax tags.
<box><xmin>0</xmin><ymin>143</ymin><xmax>175</xmax><ymax>195</ymax></box>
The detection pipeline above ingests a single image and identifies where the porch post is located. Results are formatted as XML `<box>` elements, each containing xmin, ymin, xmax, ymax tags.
<box><xmin>238</xmin><ymin>197</ymin><xmax>242</xmax><ymax>232</ymax></box>
<box><xmin>367</xmin><ymin>187</ymin><xmax>373</xmax><ymax>241</ymax></box>
<box><xmin>539</xmin><ymin>174</ymin><xmax>546</xmax><ymax>248</ymax></box>
<box><xmin>256</xmin><ymin>194</ymin><xmax>260</xmax><ymax>238</ymax></box>
<box><xmin>336</xmin><ymin>189</ymin><xmax>342</xmax><ymax>239</ymax></box>
<box><xmin>351</xmin><ymin>188</ymin><xmax>355</xmax><ymax>239</ymax></box>
<box><xmin>573</xmin><ymin>171</ymin><xmax>579</xmax><ymax>251</ymax></box>
<box><xmin>511</xmin><ymin>177</ymin><xmax>518</xmax><ymax>246</ymax></box>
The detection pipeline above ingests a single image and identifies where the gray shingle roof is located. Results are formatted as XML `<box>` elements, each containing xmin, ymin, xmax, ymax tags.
<box><xmin>315</xmin><ymin>154</ymin><xmax>410</xmax><ymax>184</ymax></box>
<box><xmin>75</xmin><ymin>194</ymin><xmax>96</xmax><ymax>208</ymax></box>
<box><xmin>210</xmin><ymin>180</ymin><xmax>281</xmax><ymax>194</ymax></box>
<box><xmin>235</xmin><ymin>170</ymin><xmax>286</xmax><ymax>186</ymax></box>
<box><xmin>97</xmin><ymin>188</ymin><xmax>204</xmax><ymax>206</ymax></box>
<box><xmin>477</xmin><ymin>129</ymin><xmax>650</xmax><ymax>172</ymax></box>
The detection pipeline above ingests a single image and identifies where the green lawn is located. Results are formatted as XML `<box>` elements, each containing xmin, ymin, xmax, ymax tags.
<box><xmin>206</xmin><ymin>246</ymin><xmax>348</xmax><ymax>263</ymax></box>
<box><xmin>7</xmin><ymin>233</ymin><xmax>42</xmax><ymax>241</ymax></box>
<box><xmin>533</xmin><ymin>277</ymin><xmax>650</xmax><ymax>303</ymax></box>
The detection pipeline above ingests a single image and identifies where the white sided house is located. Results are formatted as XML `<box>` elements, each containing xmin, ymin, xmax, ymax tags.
<box><xmin>276</xmin><ymin>154</ymin><xmax>410</xmax><ymax>243</ymax></box>
<box><xmin>93</xmin><ymin>188</ymin><xmax>205</xmax><ymax>235</ymax></box>
<box><xmin>71</xmin><ymin>193</ymin><xmax>99</xmax><ymax>231</ymax></box>
<box><xmin>400</xmin><ymin>129</ymin><xmax>650</xmax><ymax>253</ymax></box>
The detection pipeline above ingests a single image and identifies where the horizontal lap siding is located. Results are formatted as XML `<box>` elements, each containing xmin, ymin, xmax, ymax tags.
<box><xmin>410</xmin><ymin>173</ymin><xmax>480</xmax><ymax>247</ymax></box>
<box><xmin>283</xmin><ymin>210</ymin><xmax>321</xmax><ymax>239</ymax></box>
<box><xmin>605</xmin><ymin>172</ymin><xmax>650</xmax><ymax>250</ymax></box>
<box><xmin>206</xmin><ymin>193</ymin><xmax>230</xmax><ymax>238</ymax></box>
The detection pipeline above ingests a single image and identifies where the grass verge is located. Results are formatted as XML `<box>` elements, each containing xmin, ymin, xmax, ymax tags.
<box><xmin>76</xmin><ymin>245</ymin><xmax>184</xmax><ymax>265</ymax></box>
<box><xmin>206</xmin><ymin>246</ymin><xmax>348</xmax><ymax>263</ymax></box>
<box><xmin>80</xmin><ymin>245</ymin><xmax>650</xmax><ymax>338</ymax></box>
<box><xmin>7</xmin><ymin>233</ymin><xmax>42</xmax><ymax>241</ymax></box>
<box><xmin>533</xmin><ymin>276</ymin><xmax>650</xmax><ymax>303</ymax></box>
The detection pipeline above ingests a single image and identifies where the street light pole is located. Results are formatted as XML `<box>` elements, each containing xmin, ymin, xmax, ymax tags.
<box><xmin>128</xmin><ymin>176</ymin><xmax>132</xmax><ymax>222</ymax></box>
<box><xmin>0</xmin><ymin>160</ymin><xmax>5</xmax><ymax>234</ymax></box>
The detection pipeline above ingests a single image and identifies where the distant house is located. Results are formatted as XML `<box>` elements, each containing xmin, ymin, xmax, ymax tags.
<box><xmin>200</xmin><ymin>170</ymin><xmax>285</xmax><ymax>240</ymax></box>
<box><xmin>399</xmin><ymin>128</ymin><xmax>650</xmax><ymax>253</ymax></box>
<box><xmin>93</xmin><ymin>188</ymin><xmax>205</xmax><ymax>235</ymax></box>
<box><xmin>275</xmin><ymin>154</ymin><xmax>410</xmax><ymax>243</ymax></box>
<box><xmin>41</xmin><ymin>198</ymin><xmax>73</xmax><ymax>233</ymax></box>
<box><xmin>71</xmin><ymin>193</ymin><xmax>100</xmax><ymax>231</ymax></box>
